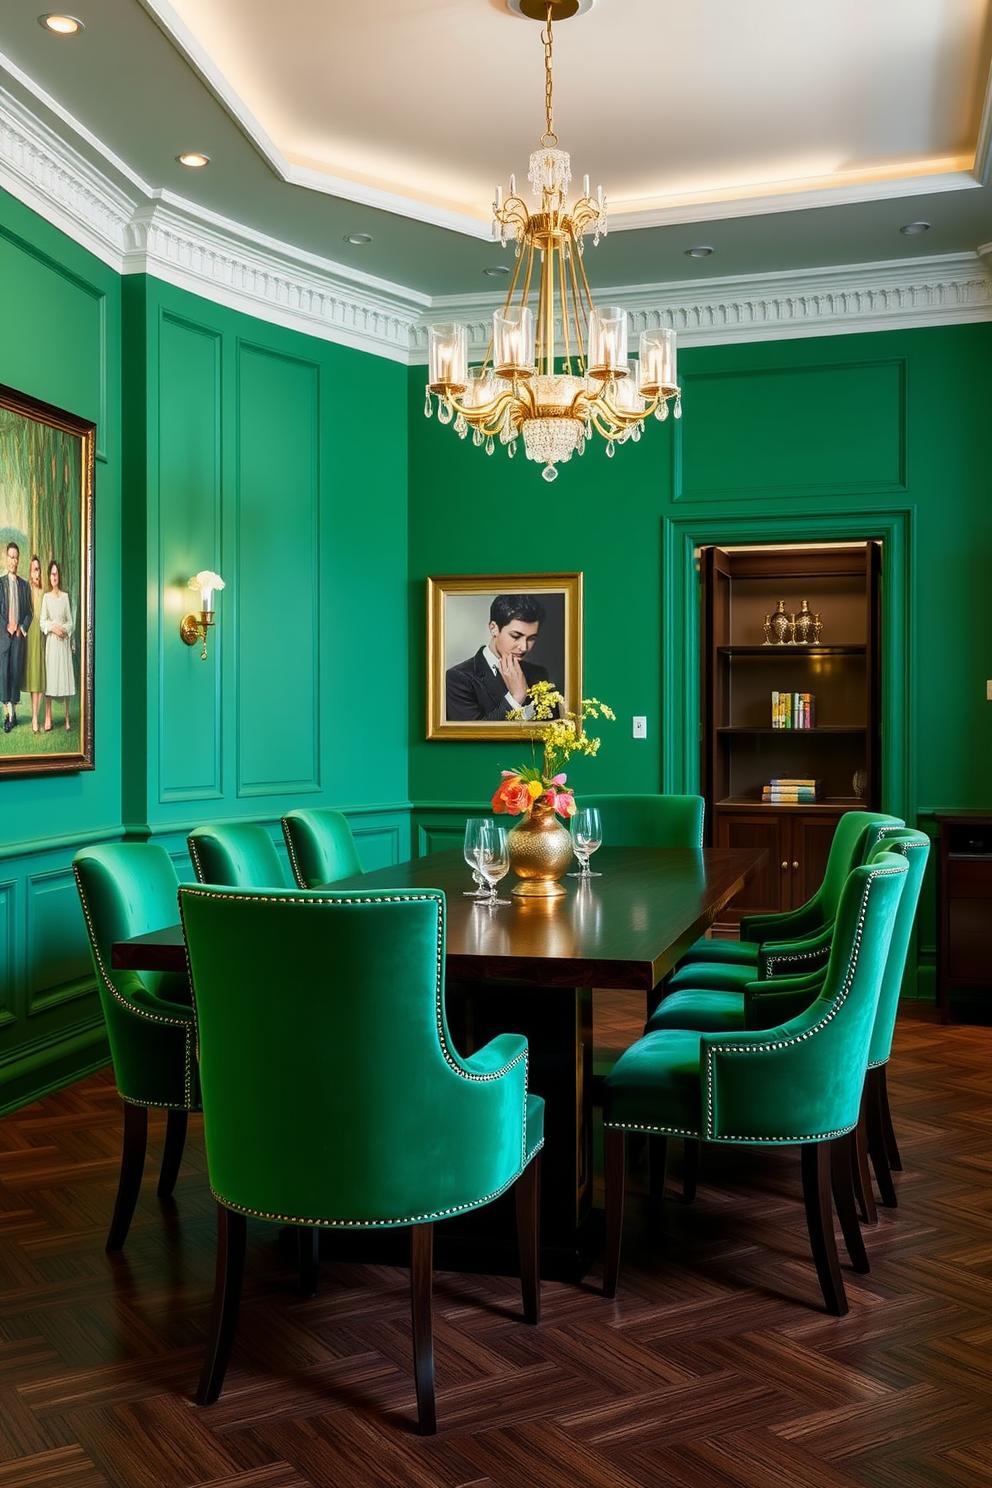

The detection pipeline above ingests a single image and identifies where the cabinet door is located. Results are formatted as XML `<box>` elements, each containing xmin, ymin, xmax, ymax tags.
<box><xmin>714</xmin><ymin>811</ymin><xmax>788</xmax><ymax>918</ymax></box>
<box><xmin>789</xmin><ymin>813</ymin><xmax>840</xmax><ymax>909</ymax></box>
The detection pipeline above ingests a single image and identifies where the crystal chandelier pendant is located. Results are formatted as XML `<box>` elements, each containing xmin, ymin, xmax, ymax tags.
<box><xmin>421</xmin><ymin>2</ymin><xmax>680</xmax><ymax>476</ymax></box>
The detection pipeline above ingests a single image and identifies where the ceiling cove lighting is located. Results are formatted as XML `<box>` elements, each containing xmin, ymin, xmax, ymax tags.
<box><xmin>424</xmin><ymin>1</ymin><xmax>680</xmax><ymax>482</ymax></box>
<box><xmin>38</xmin><ymin>14</ymin><xmax>83</xmax><ymax>33</ymax></box>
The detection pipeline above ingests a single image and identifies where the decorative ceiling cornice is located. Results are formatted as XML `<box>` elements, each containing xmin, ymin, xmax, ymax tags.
<box><xmin>1</xmin><ymin>75</ymin><xmax>990</xmax><ymax>366</ymax></box>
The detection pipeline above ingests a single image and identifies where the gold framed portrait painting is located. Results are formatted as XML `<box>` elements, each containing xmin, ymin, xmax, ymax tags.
<box><xmin>0</xmin><ymin>383</ymin><xmax>95</xmax><ymax>777</ymax></box>
<box><xmin>427</xmin><ymin>572</ymin><xmax>583</xmax><ymax>740</ymax></box>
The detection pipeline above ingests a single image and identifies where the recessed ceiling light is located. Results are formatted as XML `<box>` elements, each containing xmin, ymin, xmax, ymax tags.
<box><xmin>38</xmin><ymin>14</ymin><xmax>83</xmax><ymax>34</ymax></box>
<box><xmin>900</xmin><ymin>221</ymin><xmax>930</xmax><ymax>235</ymax></box>
<box><xmin>344</xmin><ymin>233</ymin><xmax>373</xmax><ymax>246</ymax></box>
<box><xmin>685</xmin><ymin>246</ymin><xmax>714</xmax><ymax>258</ymax></box>
<box><xmin>483</xmin><ymin>265</ymin><xmax>511</xmax><ymax>277</ymax></box>
<box><xmin>177</xmin><ymin>152</ymin><xmax>210</xmax><ymax>169</ymax></box>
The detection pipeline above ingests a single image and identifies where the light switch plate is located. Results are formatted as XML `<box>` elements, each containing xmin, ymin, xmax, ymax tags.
<box><xmin>987</xmin><ymin>680</ymin><xmax>992</xmax><ymax>701</ymax></box>
<box><xmin>632</xmin><ymin>715</ymin><xmax>647</xmax><ymax>739</ymax></box>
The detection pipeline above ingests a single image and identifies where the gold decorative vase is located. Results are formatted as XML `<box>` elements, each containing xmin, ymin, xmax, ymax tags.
<box><xmin>508</xmin><ymin>802</ymin><xmax>573</xmax><ymax>898</ymax></box>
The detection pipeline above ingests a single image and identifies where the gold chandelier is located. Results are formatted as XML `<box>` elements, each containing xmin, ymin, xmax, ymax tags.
<box><xmin>425</xmin><ymin>1</ymin><xmax>680</xmax><ymax>483</ymax></box>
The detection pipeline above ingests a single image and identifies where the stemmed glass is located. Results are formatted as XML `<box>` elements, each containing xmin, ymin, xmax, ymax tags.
<box><xmin>569</xmin><ymin>807</ymin><xmax>603</xmax><ymax>878</ymax></box>
<box><xmin>462</xmin><ymin>818</ymin><xmax>491</xmax><ymax>897</ymax></box>
<box><xmin>475</xmin><ymin>821</ymin><xmax>511</xmax><ymax>907</ymax></box>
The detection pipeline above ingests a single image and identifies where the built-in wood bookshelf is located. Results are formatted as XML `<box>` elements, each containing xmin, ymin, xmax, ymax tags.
<box><xmin>701</xmin><ymin>542</ymin><xmax>881</xmax><ymax>920</ymax></box>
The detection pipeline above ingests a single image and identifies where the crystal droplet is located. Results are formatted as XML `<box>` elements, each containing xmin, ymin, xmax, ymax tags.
<box><xmin>508</xmin><ymin>439</ymin><xmax>516</xmax><ymax>458</ymax></box>
<box><xmin>472</xmin><ymin>427</ymin><xmax>483</xmax><ymax>447</ymax></box>
<box><xmin>437</xmin><ymin>401</ymin><xmax>453</xmax><ymax>425</ymax></box>
<box><xmin>657</xmin><ymin>402</ymin><xmax>669</xmax><ymax>421</ymax></box>
<box><xmin>424</xmin><ymin>388</ymin><xmax>432</xmax><ymax>418</ymax></box>
<box><xmin>455</xmin><ymin>413</ymin><xmax>467</xmax><ymax>437</ymax></box>
<box><xmin>674</xmin><ymin>395</ymin><xmax>682</xmax><ymax>419</ymax></box>
<box><xmin>542</xmin><ymin>463</ymin><xmax>558</xmax><ymax>482</ymax></box>
<box><xmin>606</xmin><ymin>441</ymin><xmax>615</xmax><ymax>458</ymax></box>
<box><xmin>485</xmin><ymin>436</ymin><xmax>495</xmax><ymax>455</ymax></box>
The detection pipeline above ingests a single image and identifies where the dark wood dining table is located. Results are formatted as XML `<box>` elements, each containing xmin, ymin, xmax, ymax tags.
<box><xmin>113</xmin><ymin>843</ymin><xmax>766</xmax><ymax>1278</ymax></box>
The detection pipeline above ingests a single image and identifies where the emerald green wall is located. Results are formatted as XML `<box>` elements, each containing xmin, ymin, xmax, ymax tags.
<box><xmin>0</xmin><ymin>190</ymin><xmax>411</xmax><ymax>1111</ymax></box>
<box><xmin>407</xmin><ymin>322</ymin><xmax>992</xmax><ymax>989</ymax></box>
<box><xmin>0</xmin><ymin>186</ymin><xmax>122</xmax><ymax>1106</ymax></box>
<box><xmin>119</xmin><ymin>277</ymin><xmax>410</xmax><ymax>859</ymax></box>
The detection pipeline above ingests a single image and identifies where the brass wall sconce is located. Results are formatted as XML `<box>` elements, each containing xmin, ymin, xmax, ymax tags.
<box><xmin>180</xmin><ymin>569</ymin><xmax>225</xmax><ymax>659</ymax></box>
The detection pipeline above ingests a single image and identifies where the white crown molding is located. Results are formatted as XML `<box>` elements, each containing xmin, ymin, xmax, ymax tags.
<box><xmin>1</xmin><ymin>69</ymin><xmax>990</xmax><ymax>366</ymax></box>
<box><xmin>413</xmin><ymin>254</ymin><xmax>992</xmax><ymax>360</ymax></box>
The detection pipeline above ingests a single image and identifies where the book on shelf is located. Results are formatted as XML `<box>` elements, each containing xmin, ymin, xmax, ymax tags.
<box><xmin>769</xmin><ymin>778</ymin><xmax>820</xmax><ymax>788</ymax></box>
<box><xmin>770</xmin><ymin>692</ymin><xmax>816</xmax><ymax>728</ymax></box>
<box><xmin>761</xmin><ymin>783</ymin><xmax>820</xmax><ymax>803</ymax></box>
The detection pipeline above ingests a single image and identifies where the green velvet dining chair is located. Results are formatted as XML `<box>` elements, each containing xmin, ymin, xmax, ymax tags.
<box><xmin>179</xmin><ymin>882</ymin><xmax>544</xmax><ymax>1435</ymax></box>
<box><xmin>580</xmin><ymin>793</ymin><xmax>705</xmax><ymax>849</ymax></box>
<box><xmin>281</xmin><ymin>807</ymin><xmax>363</xmax><ymax>888</ymax></box>
<box><xmin>73</xmin><ymin>843</ymin><xmax>201</xmax><ymax>1252</ymax></box>
<box><xmin>188</xmin><ymin>821</ymin><xmax>290</xmax><ymax>888</ymax></box>
<box><xmin>666</xmin><ymin>810</ymin><xmax>904</xmax><ymax>992</ymax></box>
<box><xmin>602</xmin><ymin>848</ymin><xmax>908</xmax><ymax>1315</ymax></box>
<box><xmin>643</xmin><ymin>829</ymin><xmax>929</xmax><ymax>1221</ymax></box>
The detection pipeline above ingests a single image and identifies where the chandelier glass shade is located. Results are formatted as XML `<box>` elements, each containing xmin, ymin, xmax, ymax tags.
<box><xmin>424</xmin><ymin>4</ymin><xmax>681</xmax><ymax>482</ymax></box>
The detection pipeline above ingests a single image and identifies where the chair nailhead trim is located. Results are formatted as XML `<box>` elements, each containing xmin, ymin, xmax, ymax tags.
<box><xmin>208</xmin><ymin>1139</ymin><xmax>546</xmax><ymax>1229</ymax></box>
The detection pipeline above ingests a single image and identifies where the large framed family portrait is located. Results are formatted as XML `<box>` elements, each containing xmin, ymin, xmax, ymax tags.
<box><xmin>426</xmin><ymin>572</ymin><xmax>582</xmax><ymax>740</ymax></box>
<box><xmin>0</xmin><ymin>383</ymin><xmax>95</xmax><ymax>777</ymax></box>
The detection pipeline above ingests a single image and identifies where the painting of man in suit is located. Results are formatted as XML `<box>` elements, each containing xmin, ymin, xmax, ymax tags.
<box><xmin>445</xmin><ymin>592</ymin><xmax>565</xmax><ymax>722</ymax></box>
<box><xmin>0</xmin><ymin>542</ymin><xmax>32</xmax><ymax>732</ymax></box>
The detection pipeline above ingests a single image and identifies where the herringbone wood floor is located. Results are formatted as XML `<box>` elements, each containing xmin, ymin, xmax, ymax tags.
<box><xmin>1</xmin><ymin>999</ymin><xmax>990</xmax><ymax>1487</ymax></box>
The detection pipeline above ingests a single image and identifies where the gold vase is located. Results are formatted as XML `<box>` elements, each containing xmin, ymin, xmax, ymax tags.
<box><xmin>507</xmin><ymin>802</ymin><xmax>573</xmax><ymax>898</ymax></box>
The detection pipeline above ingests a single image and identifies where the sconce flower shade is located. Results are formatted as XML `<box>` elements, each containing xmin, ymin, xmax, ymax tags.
<box><xmin>189</xmin><ymin>570</ymin><xmax>225</xmax><ymax>613</ymax></box>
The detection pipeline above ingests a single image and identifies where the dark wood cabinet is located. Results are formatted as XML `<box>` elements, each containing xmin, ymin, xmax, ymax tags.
<box><xmin>703</xmin><ymin>543</ymin><xmax>881</xmax><ymax>924</ymax></box>
<box><xmin>935</xmin><ymin>811</ymin><xmax>992</xmax><ymax>1023</ymax></box>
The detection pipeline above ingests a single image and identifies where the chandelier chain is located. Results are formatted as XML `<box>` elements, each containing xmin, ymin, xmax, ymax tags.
<box><xmin>541</xmin><ymin>4</ymin><xmax>557</xmax><ymax>147</ymax></box>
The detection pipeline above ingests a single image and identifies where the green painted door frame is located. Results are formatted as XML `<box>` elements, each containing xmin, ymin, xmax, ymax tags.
<box><xmin>660</xmin><ymin>508</ymin><xmax>914</xmax><ymax>827</ymax></box>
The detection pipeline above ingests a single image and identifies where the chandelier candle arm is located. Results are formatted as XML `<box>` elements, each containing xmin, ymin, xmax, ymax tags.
<box><xmin>425</xmin><ymin>0</ymin><xmax>680</xmax><ymax>480</ymax></box>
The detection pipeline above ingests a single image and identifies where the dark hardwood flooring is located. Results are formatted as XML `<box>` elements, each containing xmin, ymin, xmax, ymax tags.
<box><xmin>1</xmin><ymin>999</ymin><xmax>990</xmax><ymax>1487</ymax></box>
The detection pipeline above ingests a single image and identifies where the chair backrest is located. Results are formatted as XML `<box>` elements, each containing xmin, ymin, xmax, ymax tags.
<box><xmin>188</xmin><ymin>822</ymin><xmax>289</xmax><ymax>889</ymax></box>
<box><xmin>580</xmin><ymin>794</ymin><xmax>705</xmax><ymax>849</ymax></box>
<box><xmin>281</xmin><ymin>808</ymin><xmax>363</xmax><ymax>888</ymax></box>
<box><xmin>813</xmin><ymin>810</ymin><xmax>905</xmax><ymax>921</ymax></box>
<box><xmin>705</xmin><ymin>849</ymin><xmax>907</xmax><ymax>1143</ymax></box>
<box><xmin>73</xmin><ymin>843</ymin><xmax>197</xmax><ymax>1109</ymax></box>
<box><xmin>179</xmin><ymin>884</ymin><xmax>533</xmax><ymax>1224</ymax></box>
<box><xmin>865</xmin><ymin>828</ymin><xmax>930</xmax><ymax>1066</ymax></box>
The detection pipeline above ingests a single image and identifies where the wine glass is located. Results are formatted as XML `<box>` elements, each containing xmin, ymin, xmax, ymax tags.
<box><xmin>569</xmin><ymin>807</ymin><xmax>603</xmax><ymax>878</ymax></box>
<box><xmin>476</xmin><ymin>821</ymin><xmax>511</xmax><ymax>907</ymax></box>
<box><xmin>462</xmin><ymin>818</ymin><xmax>491</xmax><ymax>897</ymax></box>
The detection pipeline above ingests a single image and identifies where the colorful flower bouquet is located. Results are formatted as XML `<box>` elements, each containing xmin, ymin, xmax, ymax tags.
<box><xmin>492</xmin><ymin>682</ymin><xmax>615</xmax><ymax>819</ymax></box>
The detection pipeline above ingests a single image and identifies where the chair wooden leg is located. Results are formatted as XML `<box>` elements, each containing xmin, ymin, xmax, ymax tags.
<box><xmin>298</xmin><ymin>1226</ymin><xmax>319</xmax><ymax>1298</ymax></box>
<box><xmin>852</xmin><ymin>1090</ymin><xmax>877</xmax><ymax>1225</ymax></box>
<box><xmin>514</xmin><ymin>1155</ymin><xmax>541</xmax><ymax>1325</ymax></box>
<box><xmin>865</xmin><ymin>1068</ymin><xmax>898</xmax><ymax>1208</ymax></box>
<box><xmin>410</xmin><ymin>1224</ymin><xmax>436</xmax><ymax>1435</ymax></box>
<box><xmin>157</xmin><ymin>1109</ymin><xmax>188</xmax><ymax>1199</ymax></box>
<box><xmin>647</xmin><ymin>1134</ymin><xmax>669</xmax><ymax>1205</ymax></box>
<box><xmin>800</xmin><ymin>1141</ymin><xmax>848</xmax><ymax>1316</ymax></box>
<box><xmin>682</xmin><ymin>1137</ymin><xmax>700</xmax><ymax>1202</ymax></box>
<box><xmin>106</xmin><ymin>1101</ymin><xmax>148</xmax><ymax>1253</ymax></box>
<box><xmin>196</xmin><ymin>1206</ymin><xmax>247</xmax><ymax>1406</ymax></box>
<box><xmin>603</xmin><ymin>1128</ymin><xmax>627</xmax><ymax>1299</ymax></box>
<box><xmin>830</xmin><ymin>1134</ymin><xmax>869</xmax><ymax>1274</ymax></box>
<box><xmin>875</xmin><ymin>1064</ymin><xmax>902</xmax><ymax>1171</ymax></box>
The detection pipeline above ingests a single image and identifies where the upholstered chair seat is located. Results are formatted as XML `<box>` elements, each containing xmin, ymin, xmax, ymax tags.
<box><xmin>602</xmin><ymin>849</ymin><xmax>908</xmax><ymax>1315</ymax></box>
<box><xmin>73</xmin><ymin>843</ymin><xmax>201</xmax><ymax>1252</ymax></box>
<box><xmin>668</xmin><ymin>811</ymin><xmax>904</xmax><ymax>991</ymax></box>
